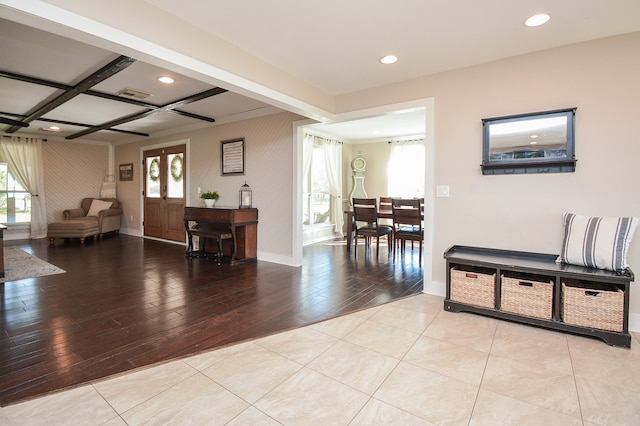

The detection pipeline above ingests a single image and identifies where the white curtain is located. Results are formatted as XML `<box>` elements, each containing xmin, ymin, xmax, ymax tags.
<box><xmin>322</xmin><ymin>138</ymin><xmax>344</xmax><ymax>237</ymax></box>
<box><xmin>0</xmin><ymin>136</ymin><xmax>48</xmax><ymax>238</ymax></box>
<box><xmin>302</xmin><ymin>133</ymin><xmax>314</xmax><ymax>194</ymax></box>
<box><xmin>303</xmin><ymin>133</ymin><xmax>344</xmax><ymax>237</ymax></box>
<box><xmin>387</xmin><ymin>139</ymin><xmax>425</xmax><ymax>198</ymax></box>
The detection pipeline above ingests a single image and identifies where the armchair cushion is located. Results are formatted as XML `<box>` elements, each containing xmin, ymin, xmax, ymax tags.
<box><xmin>86</xmin><ymin>199</ymin><xmax>114</xmax><ymax>217</ymax></box>
<box><xmin>79</xmin><ymin>197</ymin><xmax>121</xmax><ymax>214</ymax></box>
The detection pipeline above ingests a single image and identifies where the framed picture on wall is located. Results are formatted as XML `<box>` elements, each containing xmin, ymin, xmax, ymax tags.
<box><xmin>221</xmin><ymin>138</ymin><xmax>245</xmax><ymax>175</ymax></box>
<box><xmin>119</xmin><ymin>163</ymin><xmax>133</xmax><ymax>181</ymax></box>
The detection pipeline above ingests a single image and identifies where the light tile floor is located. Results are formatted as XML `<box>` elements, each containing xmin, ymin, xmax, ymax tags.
<box><xmin>2</xmin><ymin>293</ymin><xmax>640</xmax><ymax>425</ymax></box>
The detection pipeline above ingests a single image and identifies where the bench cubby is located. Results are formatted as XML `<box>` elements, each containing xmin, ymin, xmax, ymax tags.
<box><xmin>443</xmin><ymin>245</ymin><xmax>633</xmax><ymax>348</ymax></box>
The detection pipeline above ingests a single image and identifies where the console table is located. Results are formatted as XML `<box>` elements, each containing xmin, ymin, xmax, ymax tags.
<box><xmin>444</xmin><ymin>245</ymin><xmax>633</xmax><ymax>347</ymax></box>
<box><xmin>184</xmin><ymin>207</ymin><xmax>258</xmax><ymax>263</ymax></box>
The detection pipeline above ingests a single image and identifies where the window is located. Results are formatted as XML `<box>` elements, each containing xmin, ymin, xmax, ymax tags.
<box><xmin>303</xmin><ymin>144</ymin><xmax>332</xmax><ymax>226</ymax></box>
<box><xmin>0</xmin><ymin>163</ymin><xmax>31</xmax><ymax>223</ymax></box>
<box><xmin>302</xmin><ymin>132</ymin><xmax>343</xmax><ymax>245</ymax></box>
<box><xmin>387</xmin><ymin>140</ymin><xmax>425</xmax><ymax>198</ymax></box>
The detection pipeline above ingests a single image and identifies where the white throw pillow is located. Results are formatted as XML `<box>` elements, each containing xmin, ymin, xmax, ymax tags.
<box><xmin>557</xmin><ymin>212</ymin><xmax>638</xmax><ymax>272</ymax></box>
<box><xmin>86</xmin><ymin>199</ymin><xmax>113</xmax><ymax>217</ymax></box>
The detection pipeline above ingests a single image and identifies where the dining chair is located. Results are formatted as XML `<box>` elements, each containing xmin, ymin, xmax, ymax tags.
<box><xmin>352</xmin><ymin>198</ymin><xmax>393</xmax><ymax>258</ymax></box>
<box><xmin>379</xmin><ymin>196</ymin><xmax>393</xmax><ymax>211</ymax></box>
<box><xmin>392</xmin><ymin>198</ymin><xmax>423</xmax><ymax>264</ymax></box>
<box><xmin>378</xmin><ymin>196</ymin><xmax>394</xmax><ymax>226</ymax></box>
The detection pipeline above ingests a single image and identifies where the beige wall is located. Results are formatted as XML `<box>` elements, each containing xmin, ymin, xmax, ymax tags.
<box><xmin>114</xmin><ymin>111</ymin><xmax>303</xmax><ymax>263</ymax></box>
<box><xmin>338</xmin><ymin>32</ymin><xmax>640</xmax><ymax>321</ymax></box>
<box><xmin>345</xmin><ymin>142</ymin><xmax>394</xmax><ymax>201</ymax></box>
<box><xmin>43</xmin><ymin>140</ymin><xmax>110</xmax><ymax>222</ymax></box>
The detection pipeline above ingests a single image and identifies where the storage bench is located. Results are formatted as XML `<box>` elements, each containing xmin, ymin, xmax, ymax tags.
<box><xmin>444</xmin><ymin>245</ymin><xmax>633</xmax><ymax>348</ymax></box>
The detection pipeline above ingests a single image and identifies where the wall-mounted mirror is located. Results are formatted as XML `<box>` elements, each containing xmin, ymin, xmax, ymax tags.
<box><xmin>481</xmin><ymin>108</ymin><xmax>576</xmax><ymax>175</ymax></box>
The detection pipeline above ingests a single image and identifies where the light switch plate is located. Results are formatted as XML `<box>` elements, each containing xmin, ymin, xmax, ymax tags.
<box><xmin>436</xmin><ymin>185</ymin><xmax>450</xmax><ymax>197</ymax></box>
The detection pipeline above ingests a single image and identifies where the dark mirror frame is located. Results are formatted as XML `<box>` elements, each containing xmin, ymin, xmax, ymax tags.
<box><xmin>481</xmin><ymin>108</ymin><xmax>576</xmax><ymax>175</ymax></box>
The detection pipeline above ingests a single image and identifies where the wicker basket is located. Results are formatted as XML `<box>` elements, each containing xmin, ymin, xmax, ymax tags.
<box><xmin>450</xmin><ymin>265</ymin><xmax>495</xmax><ymax>309</ymax></box>
<box><xmin>500</xmin><ymin>273</ymin><xmax>553</xmax><ymax>320</ymax></box>
<box><xmin>562</xmin><ymin>280</ymin><xmax>624</xmax><ymax>332</ymax></box>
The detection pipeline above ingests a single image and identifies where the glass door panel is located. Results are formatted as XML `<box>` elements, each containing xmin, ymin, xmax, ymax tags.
<box><xmin>146</xmin><ymin>156</ymin><xmax>161</xmax><ymax>198</ymax></box>
<box><xmin>167</xmin><ymin>153</ymin><xmax>184</xmax><ymax>199</ymax></box>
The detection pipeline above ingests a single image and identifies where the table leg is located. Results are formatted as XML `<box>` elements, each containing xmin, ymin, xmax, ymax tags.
<box><xmin>230</xmin><ymin>225</ymin><xmax>237</xmax><ymax>262</ymax></box>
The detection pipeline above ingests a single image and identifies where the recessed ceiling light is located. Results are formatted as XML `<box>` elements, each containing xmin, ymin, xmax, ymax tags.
<box><xmin>525</xmin><ymin>13</ymin><xmax>550</xmax><ymax>27</ymax></box>
<box><xmin>158</xmin><ymin>76</ymin><xmax>175</xmax><ymax>84</ymax></box>
<box><xmin>41</xmin><ymin>126</ymin><xmax>61</xmax><ymax>132</ymax></box>
<box><xmin>380</xmin><ymin>55</ymin><xmax>398</xmax><ymax>65</ymax></box>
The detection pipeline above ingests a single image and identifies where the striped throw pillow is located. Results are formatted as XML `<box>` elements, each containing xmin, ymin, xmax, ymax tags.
<box><xmin>558</xmin><ymin>213</ymin><xmax>638</xmax><ymax>272</ymax></box>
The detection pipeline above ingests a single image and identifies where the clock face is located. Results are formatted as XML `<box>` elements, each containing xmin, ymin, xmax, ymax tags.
<box><xmin>352</xmin><ymin>157</ymin><xmax>366</xmax><ymax>171</ymax></box>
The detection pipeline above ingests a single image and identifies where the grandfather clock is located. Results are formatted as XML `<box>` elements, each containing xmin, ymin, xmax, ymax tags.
<box><xmin>348</xmin><ymin>156</ymin><xmax>367</xmax><ymax>206</ymax></box>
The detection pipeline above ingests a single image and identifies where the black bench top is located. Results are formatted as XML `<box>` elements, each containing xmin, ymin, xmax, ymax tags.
<box><xmin>444</xmin><ymin>245</ymin><xmax>634</xmax><ymax>283</ymax></box>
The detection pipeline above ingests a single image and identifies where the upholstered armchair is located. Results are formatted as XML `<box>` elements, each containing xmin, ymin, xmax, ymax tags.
<box><xmin>63</xmin><ymin>197</ymin><xmax>123</xmax><ymax>237</ymax></box>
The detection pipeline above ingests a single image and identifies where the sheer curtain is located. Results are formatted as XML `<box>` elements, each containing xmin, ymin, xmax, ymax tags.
<box><xmin>322</xmin><ymin>138</ymin><xmax>344</xmax><ymax>237</ymax></box>
<box><xmin>0</xmin><ymin>136</ymin><xmax>48</xmax><ymax>238</ymax></box>
<box><xmin>387</xmin><ymin>139</ymin><xmax>425</xmax><ymax>198</ymax></box>
<box><xmin>302</xmin><ymin>133</ymin><xmax>314</xmax><ymax>194</ymax></box>
<box><xmin>303</xmin><ymin>133</ymin><xmax>344</xmax><ymax>237</ymax></box>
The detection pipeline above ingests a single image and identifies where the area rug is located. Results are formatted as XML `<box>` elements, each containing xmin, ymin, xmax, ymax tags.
<box><xmin>0</xmin><ymin>247</ymin><xmax>66</xmax><ymax>283</ymax></box>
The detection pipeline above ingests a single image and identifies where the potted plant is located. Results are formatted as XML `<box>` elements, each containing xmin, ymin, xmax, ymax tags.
<box><xmin>200</xmin><ymin>191</ymin><xmax>219</xmax><ymax>208</ymax></box>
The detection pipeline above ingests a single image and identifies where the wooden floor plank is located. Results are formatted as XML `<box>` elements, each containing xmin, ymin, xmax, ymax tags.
<box><xmin>0</xmin><ymin>235</ymin><xmax>423</xmax><ymax>406</ymax></box>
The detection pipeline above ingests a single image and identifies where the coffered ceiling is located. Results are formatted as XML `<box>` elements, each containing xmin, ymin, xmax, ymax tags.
<box><xmin>0</xmin><ymin>17</ymin><xmax>281</xmax><ymax>144</ymax></box>
<box><xmin>1</xmin><ymin>1</ymin><xmax>639</xmax><ymax>144</ymax></box>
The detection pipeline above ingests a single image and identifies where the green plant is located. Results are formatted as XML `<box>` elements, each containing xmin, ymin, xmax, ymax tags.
<box><xmin>200</xmin><ymin>191</ymin><xmax>219</xmax><ymax>200</ymax></box>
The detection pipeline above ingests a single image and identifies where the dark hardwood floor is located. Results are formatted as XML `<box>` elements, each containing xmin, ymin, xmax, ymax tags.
<box><xmin>0</xmin><ymin>235</ymin><xmax>423</xmax><ymax>406</ymax></box>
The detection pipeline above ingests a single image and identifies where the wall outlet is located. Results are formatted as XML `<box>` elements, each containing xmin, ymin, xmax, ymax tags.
<box><xmin>130</xmin><ymin>215</ymin><xmax>134</xmax><ymax>221</ymax></box>
<box><xmin>197</xmin><ymin>187</ymin><xmax>201</xmax><ymax>194</ymax></box>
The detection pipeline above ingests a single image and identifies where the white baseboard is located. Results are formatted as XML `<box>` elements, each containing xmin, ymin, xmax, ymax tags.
<box><xmin>423</xmin><ymin>280</ymin><xmax>446</xmax><ymax>298</ymax></box>
<box><xmin>629</xmin><ymin>313</ymin><xmax>640</xmax><ymax>333</ymax></box>
<box><xmin>120</xmin><ymin>229</ymin><xmax>142</xmax><ymax>237</ymax></box>
<box><xmin>256</xmin><ymin>251</ymin><xmax>300</xmax><ymax>267</ymax></box>
<box><xmin>4</xmin><ymin>231</ymin><xmax>30</xmax><ymax>241</ymax></box>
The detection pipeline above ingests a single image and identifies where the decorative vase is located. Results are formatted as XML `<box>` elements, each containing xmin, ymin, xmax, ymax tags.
<box><xmin>204</xmin><ymin>199</ymin><xmax>216</xmax><ymax>208</ymax></box>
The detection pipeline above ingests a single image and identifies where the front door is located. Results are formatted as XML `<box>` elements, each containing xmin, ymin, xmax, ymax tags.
<box><xmin>143</xmin><ymin>145</ymin><xmax>186</xmax><ymax>242</ymax></box>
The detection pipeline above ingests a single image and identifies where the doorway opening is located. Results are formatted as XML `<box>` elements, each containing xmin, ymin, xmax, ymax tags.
<box><xmin>300</xmin><ymin>107</ymin><xmax>427</xmax><ymax>246</ymax></box>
